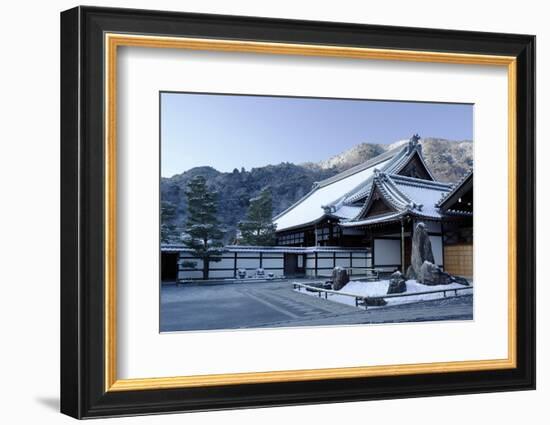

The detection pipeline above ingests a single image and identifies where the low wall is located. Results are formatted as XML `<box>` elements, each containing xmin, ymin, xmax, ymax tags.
<box><xmin>305</xmin><ymin>250</ymin><xmax>372</xmax><ymax>277</ymax></box>
<box><xmin>163</xmin><ymin>245</ymin><xmax>372</xmax><ymax>281</ymax></box>
<box><xmin>178</xmin><ymin>251</ymin><xmax>284</xmax><ymax>280</ymax></box>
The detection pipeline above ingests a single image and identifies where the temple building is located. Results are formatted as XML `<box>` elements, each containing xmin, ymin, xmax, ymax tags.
<box><xmin>273</xmin><ymin>135</ymin><xmax>473</xmax><ymax>277</ymax></box>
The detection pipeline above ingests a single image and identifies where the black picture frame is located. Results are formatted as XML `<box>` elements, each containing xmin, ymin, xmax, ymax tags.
<box><xmin>61</xmin><ymin>5</ymin><xmax>535</xmax><ymax>419</ymax></box>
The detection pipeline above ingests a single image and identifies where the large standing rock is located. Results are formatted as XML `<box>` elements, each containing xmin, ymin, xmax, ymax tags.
<box><xmin>411</xmin><ymin>222</ymin><xmax>435</xmax><ymax>278</ymax></box>
<box><xmin>405</xmin><ymin>265</ymin><xmax>416</xmax><ymax>280</ymax></box>
<box><xmin>331</xmin><ymin>267</ymin><xmax>350</xmax><ymax>290</ymax></box>
<box><xmin>387</xmin><ymin>271</ymin><xmax>407</xmax><ymax>294</ymax></box>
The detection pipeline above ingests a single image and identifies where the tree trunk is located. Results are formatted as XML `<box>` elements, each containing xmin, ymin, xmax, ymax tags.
<box><xmin>203</xmin><ymin>258</ymin><xmax>209</xmax><ymax>280</ymax></box>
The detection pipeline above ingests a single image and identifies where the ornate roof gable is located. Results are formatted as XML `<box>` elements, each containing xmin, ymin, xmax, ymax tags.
<box><xmin>339</xmin><ymin>135</ymin><xmax>435</xmax><ymax>207</ymax></box>
<box><xmin>355</xmin><ymin>171</ymin><xmax>414</xmax><ymax>220</ymax></box>
<box><xmin>341</xmin><ymin>172</ymin><xmax>453</xmax><ymax>227</ymax></box>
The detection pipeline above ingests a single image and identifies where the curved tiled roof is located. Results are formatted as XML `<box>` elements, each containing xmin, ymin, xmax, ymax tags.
<box><xmin>272</xmin><ymin>146</ymin><xmax>405</xmax><ymax>231</ymax></box>
<box><xmin>339</xmin><ymin>211</ymin><xmax>407</xmax><ymax>227</ymax></box>
<box><xmin>273</xmin><ymin>135</ymin><xmax>444</xmax><ymax>232</ymax></box>
<box><xmin>340</xmin><ymin>172</ymin><xmax>453</xmax><ymax>227</ymax></box>
<box><xmin>336</xmin><ymin>142</ymin><xmax>433</xmax><ymax>206</ymax></box>
<box><xmin>436</xmin><ymin>169</ymin><xmax>473</xmax><ymax>208</ymax></box>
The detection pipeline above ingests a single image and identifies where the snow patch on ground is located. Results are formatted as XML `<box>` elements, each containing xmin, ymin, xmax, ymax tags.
<box><xmin>296</xmin><ymin>279</ymin><xmax>473</xmax><ymax>309</ymax></box>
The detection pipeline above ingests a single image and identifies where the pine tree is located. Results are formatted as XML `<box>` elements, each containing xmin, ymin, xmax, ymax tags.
<box><xmin>238</xmin><ymin>188</ymin><xmax>277</xmax><ymax>246</ymax></box>
<box><xmin>160</xmin><ymin>200</ymin><xmax>177</xmax><ymax>243</ymax></box>
<box><xmin>182</xmin><ymin>175</ymin><xmax>224</xmax><ymax>279</ymax></box>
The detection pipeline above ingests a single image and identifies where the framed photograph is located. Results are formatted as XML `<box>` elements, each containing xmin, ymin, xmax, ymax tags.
<box><xmin>60</xmin><ymin>6</ymin><xmax>535</xmax><ymax>419</ymax></box>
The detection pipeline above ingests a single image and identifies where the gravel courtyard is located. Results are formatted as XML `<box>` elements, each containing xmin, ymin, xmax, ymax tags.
<box><xmin>160</xmin><ymin>280</ymin><xmax>473</xmax><ymax>332</ymax></box>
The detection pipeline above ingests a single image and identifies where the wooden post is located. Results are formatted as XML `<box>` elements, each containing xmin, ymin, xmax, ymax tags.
<box><xmin>314</xmin><ymin>251</ymin><xmax>318</xmax><ymax>277</ymax></box>
<box><xmin>371</xmin><ymin>232</ymin><xmax>375</xmax><ymax>268</ymax></box>
<box><xmin>314</xmin><ymin>223</ymin><xmax>318</xmax><ymax>246</ymax></box>
<box><xmin>401</xmin><ymin>219</ymin><xmax>405</xmax><ymax>274</ymax></box>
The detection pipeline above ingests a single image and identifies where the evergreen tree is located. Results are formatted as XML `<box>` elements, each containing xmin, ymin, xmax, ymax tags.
<box><xmin>160</xmin><ymin>200</ymin><xmax>177</xmax><ymax>243</ymax></box>
<box><xmin>182</xmin><ymin>175</ymin><xmax>224</xmax><ymax>279</ymax></box>
<box><xmin>238</xmin><ymin>188</ymin><xmax>277</xmax><ymax>246</ymax></box>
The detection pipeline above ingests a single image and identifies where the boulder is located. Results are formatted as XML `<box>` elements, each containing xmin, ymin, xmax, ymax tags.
<box><xmin>418</xmin><ymin>261</ymin><xmax>453</xmax><ymax>285</ymax></box>
<box><xmin>411</xmin><ymin>222</ymin><xmax>435</xmax><ymax>278</ymax></box>
<box><xmin>451</xmin><ymin>275</ymin><xmax>471</xmax><ymax>286</ymax></box>
<box><xmin>331</xmin><ymin>267</ymin><xmax>350</xmax><ymax>290</ymax></box>
<box><xmin>364</xmin><ymin>297</ymin><xmax>387</xmax><ymax>307</ymax></box>
<box><xmin>417</xmin><ymin>261</ymin><xmax>472</xmax><ymax>286</ymax></box>
<box><xmin>387</xmin><ymin>271</ymin><xmax>407</xmax><ymax>294</ymax></box>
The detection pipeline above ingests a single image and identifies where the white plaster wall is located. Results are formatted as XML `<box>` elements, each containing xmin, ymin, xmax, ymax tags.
<box><xmin>374</xmin><ymin>239</ymin><xmax>401</xmax><ymax>266</ymax></box>
<box><xmin>429</xmin><ymin>236</ymin><xmax>444</xmax><ymax>266</ymax></box>
<box><xmin>209</xmin><ymin>258</ymin><xmax>235</xmax><ymax>269</ymax></box>
<box><xmin>335</xmin><ymin>257</ymin><xmax>351</xmax><ymax>267</ymax></box>
<box><xmin>262</xmin><ymin>258</ymin><xmax>284</xmax><ymax>268</ymax></box>
<box><xmin>236</xmin><ymin>258</ymin><xmax>261</xmax><ymax>269</ymax></box>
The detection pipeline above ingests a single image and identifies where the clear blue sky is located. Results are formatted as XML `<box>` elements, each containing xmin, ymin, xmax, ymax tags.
<box><xmin>161</xmin><ymin>92</ymin><xmax>473</xmax><ymax>177</ymax></box>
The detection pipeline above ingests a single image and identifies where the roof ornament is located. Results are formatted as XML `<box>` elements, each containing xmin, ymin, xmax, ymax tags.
<box><xmin>374</xmin><ymin>169</ymin><xmax>389</xmax><ymax>182</ymax></box>
<box><xmin>407</xmin><ymin>133</ymin><xmax>421</xmax><ymax>154</ymax></box>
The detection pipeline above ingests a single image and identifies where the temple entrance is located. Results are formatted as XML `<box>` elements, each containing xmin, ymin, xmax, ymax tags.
<box><xmin>284</xmin><ymin>254</ymin><xmax>305</xmax><ymax>277</ymax></box>
<box><xmin>161</xmin><ymin>253</ymin><xmax>179</xmax><ymax>283</ymax></box>
<box><xmin>284</xmin><ymin>254</ymin><xmax>297</xmax><ymax>276</ymax></box>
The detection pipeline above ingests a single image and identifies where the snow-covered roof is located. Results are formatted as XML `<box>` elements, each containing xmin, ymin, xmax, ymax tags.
<box><xmin>340</xmin><ymin>172</ymin><xmax>453</xmax><ymax>227</ymax></box>
<box><xmin>339</xmin><ymin>211</ymin><xmax>407</xmax><ymax>227</ymax></box>
<box><xmin>272</xmin><ymin>154</ymin><xmax>394</xmax><ymax>231</ymax></box>
<box><xmin>436</xmin><ymin>169</ymin><xmax>473</xmax><ymax>212</ymax></box>
<box><xmin>387</xmin><ymin>174</ymin><xmax>453</xmax><ymax>218</ymax></box>
<box><xmin>273</xmin><ymin>139</ymin><xmax>427</xmax><ymax>232</ymax></box>
<box><xmin>329</xmin><ymin>205</ymin><xmax>362</xmax><ymax>220</ymax></box>
<box><xmin>273</xmin><ymin>134</ymin><xmax>449</xmax><ymax>231</ymax></box>
<box><xmin>336</xmin><ymin>139</ymin><xmax>435</xmax><ymax>206</ymax></box>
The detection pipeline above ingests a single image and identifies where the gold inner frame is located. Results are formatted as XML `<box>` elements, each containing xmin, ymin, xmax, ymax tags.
<box><xmin>104</xmin><ymin>33</ymin><xmax>517</xmax><ymax>392</ymax></box>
